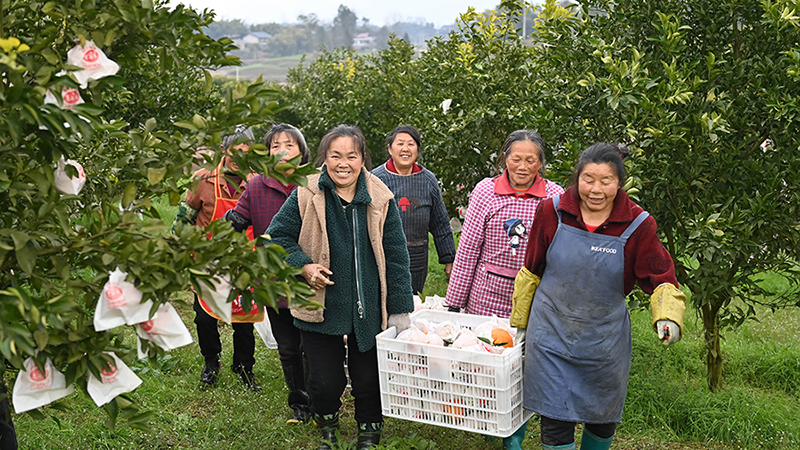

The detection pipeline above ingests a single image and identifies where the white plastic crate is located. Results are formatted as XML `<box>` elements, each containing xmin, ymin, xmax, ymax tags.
<box><xmin>376</xmin><ymin>310</ymin><xmax>533</xmax><ymax>437</ymax></box>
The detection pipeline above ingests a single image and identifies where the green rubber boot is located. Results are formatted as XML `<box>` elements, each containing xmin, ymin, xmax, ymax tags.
<box><xmin>543</xmin><ymin>443</ymin><xmax>576</xmax><ymax>450</ymax></box>
<box><xmin>502</xmin><ymin>420</ymin><xmax>528</xmax><ymax>450</ymax></box>
<box><xmin>579</xmin><ymin>428</ymin><xmax>614</xmax><ymax>450</ymax></box>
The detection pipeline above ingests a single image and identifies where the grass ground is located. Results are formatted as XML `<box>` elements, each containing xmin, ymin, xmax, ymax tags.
<box><xmin>10</xmin><ymin>223</ymin><xmax>800</xmax><ymax>449</ymax></box>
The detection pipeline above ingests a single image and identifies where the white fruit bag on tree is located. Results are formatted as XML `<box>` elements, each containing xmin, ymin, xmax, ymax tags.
<box><xmin>54</xmin><ymin>156</ymin><xmax>86</xmax><ymax>195</ymax></box>
<box><xmin>66</xmin><ymin>40</ymin><xmax>120</xmax><ymax>89</ymax></box>
<box><xmin>86</xmin><ymin>353</ymin><xmax>142</xmax><ymax>407</ymax></box>
<box><xmin>12</xmin><ymin>357</ymin><xmax>75</xmax><ymax>413</ymax></box>
<box><xmin>93</xmin><ymin>268</ymin><xmax>154</xmax><ymax>331</ymax></box>
<box><xmin>44</xmin><ymin>86</ymin><xmax>84</xmax><ymax>110</ymax></box>
<box><xmin>135</xmin><ymin>302</ymin><xmax>193</xmax><ymax>358</ymax></box>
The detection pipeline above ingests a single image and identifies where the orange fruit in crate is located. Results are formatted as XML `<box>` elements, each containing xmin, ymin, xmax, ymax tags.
<box><xmin>443</xmin><ymin>398</ymin><xmax>465</xmax><ymax>417</ymax></box>
<box><xmin>492</xmin><ymin>328</ymin><xmax>513</xmax><ymax>348</ymax></box>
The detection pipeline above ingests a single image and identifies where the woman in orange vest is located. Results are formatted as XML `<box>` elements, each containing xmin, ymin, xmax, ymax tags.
<box><xmin>172</xmin><ymin>126</ymin><xmax>263</xmax><ymax>392</ymax></box>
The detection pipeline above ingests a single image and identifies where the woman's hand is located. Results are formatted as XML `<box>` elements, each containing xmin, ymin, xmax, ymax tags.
<box><xmin>302</xmin><ymin>264</ymin><xmax>334</xmax><ymax>290</ymax></box>
<box><xmin>444</xmin><ymin>263</ymin><xmax>453</xmax><ymax>281</ymax></box>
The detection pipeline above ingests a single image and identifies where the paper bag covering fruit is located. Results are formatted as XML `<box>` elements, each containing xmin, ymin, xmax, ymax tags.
<box><xmin>396</xmin><ymin>316</ymin><xmax>516</xmax><ymax>354</ymax></box>
<box><xmin>54</xmin><ymin>156</ymin><xmax>86</xmax><ymax>195</ymax></box>
<box><xmin>86</xmin><ymin>352</ymin><xmax>142</xmax><ymax>407</ymax></box>
<box><xmin>135</xmin><ymin>302</ymin><xmax>194</xmax><ymax>358</ymax></box>
<box><xmin>194</xmin><ymin>275</ymin><xmax>233</xmax><ymax>323</ymax></box>
<box><xmin>12</xmin><ymin>357</ymin><xmax>75</xmax><ymax>413</ymax></box>
<box><xmin>44</xmin><ymin>86</ymin><xmax>84</xmax><ymax>110</ymax></box>
<box><xmin>66</xmin><ymin>40</ymin><xmax>120</xmax><ymax>89</ymax></box>
<box><xmin>94</xmin><ymin>268</ymin><xmax>154</xmax><ymax>331</ymax></box>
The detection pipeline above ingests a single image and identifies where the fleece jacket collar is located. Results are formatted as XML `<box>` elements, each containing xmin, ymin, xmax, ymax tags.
<box><xmin>318</xmin><ymin>166</ymin><xmax>373</xmax><ymax>205</ymax></box>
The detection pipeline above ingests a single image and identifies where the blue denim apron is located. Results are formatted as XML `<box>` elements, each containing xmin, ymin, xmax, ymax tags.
<box><xmin>523</xmin><ymin>196</ymin><xmax>649</xmax><ymax>423</ymax></box>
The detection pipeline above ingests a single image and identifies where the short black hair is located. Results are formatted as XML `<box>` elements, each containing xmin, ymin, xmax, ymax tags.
<box><xmin>315</xmin><ymin>124</ymin><xmax>372</xmax><ymax>170</ymax></box>
<box><xmin>572</xmin><ymin>143</ymin><xmax>628</xmax><ymax>186</ymax></box>
<box><xmin>263</xmin><ymin>123</ymin><xmax>310</xmax><ymax>165</ymax></box>
<box><xmin>386</xmin><ymin>125</ymin><xmax>422</xmax><ymax>155</ymax></box>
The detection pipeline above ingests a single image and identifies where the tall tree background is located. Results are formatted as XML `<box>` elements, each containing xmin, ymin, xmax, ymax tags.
<box><xmin>333</xmin><ymin>4</ymin><xmax>358</xmax><ymax>48</ymax></box>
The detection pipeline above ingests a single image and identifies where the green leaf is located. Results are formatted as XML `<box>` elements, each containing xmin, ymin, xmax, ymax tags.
<box><xmin>16</xmin><ymin>241</ymin><xmax>37</xmax><ymax>275</ymax></box>
<box><xmin>191</xmin><ymin>114</ymin><xmax>207</xmax><ymax>129</ymax></box>
<box><xmin>34</xmin><ymin>330</ymin><xmax>49</xmax><ymax>350</ymax></box>
<box><xmin>102</xmin><ymin>253</ymin><xmax>115</xmax><ymax>266</ymax></box>
<box><xmin>105</xmin><ymin>28</ymin><xmax>117</xmax><ymax>46</ymax></box>
<box><xmin>173</xmin><ymin>121</ymin><xmax>198</xmax><ymax>131</ymax></box>
<box><xmin>122</xmin><ymin>183</ymin><xmax>137</xmax><ymax>208</ymax></box>
<box><xmin>25</xmin><ymin>409</ymin><xmax>46</xmax><ymax>420</ymax></box>
<box><xmin>41</xmin><ymin>1</ymin><xmax>58</xmax><ymax>14</ymax></box>
<box><xmin>144</xmin><ymin>118</ymin><xmax>157</xmax><ymax>133</ymax></box>
<box><xmin>10</xmin><ymin>231</ymin><xmax>30</xmax><ymax>250</ymax></box>
<box><xmin>147</xmin><ymin>167</ymin><xmax>167</xmax><ymax>185</ymax></box>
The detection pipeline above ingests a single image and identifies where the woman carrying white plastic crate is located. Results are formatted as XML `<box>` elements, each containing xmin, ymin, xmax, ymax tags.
<box><xmin>266</xmin><ymin>125</ymin><xmax>414</xmax><ymax>450</ymax></box>
<box><xmin>510</xmin><ymin>143</ymin><xmax>686</xmax><ymax>450</ymax></box>
<box><xmin>445</xmin><ymin>130</ymin><xmax>563</xmax><ymax>449</ymax></box>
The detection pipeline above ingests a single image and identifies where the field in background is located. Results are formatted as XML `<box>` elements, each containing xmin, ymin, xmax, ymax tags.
<box><xmin>212</xmin><ymin>54</ymin><xmax>310</xmax><ymax>83</ymax></box>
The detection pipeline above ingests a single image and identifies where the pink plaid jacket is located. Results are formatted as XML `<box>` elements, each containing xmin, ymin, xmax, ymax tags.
<box><xmin>446</xmin><ymin>175</ymin><xmax>564</xmax><ymax>318</ymax></box>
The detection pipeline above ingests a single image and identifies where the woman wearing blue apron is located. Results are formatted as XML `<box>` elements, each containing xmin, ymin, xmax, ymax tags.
<box><xmin>510</xmin><ymin>143</ymin><xmax>687</xmax><ymax>450</ymax></box>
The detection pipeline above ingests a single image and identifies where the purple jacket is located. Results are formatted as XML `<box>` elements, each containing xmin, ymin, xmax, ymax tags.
<box><xmin>234</xmin><ymin>175</ymin><xmax>296</xmax><ymax>308</ymax></box>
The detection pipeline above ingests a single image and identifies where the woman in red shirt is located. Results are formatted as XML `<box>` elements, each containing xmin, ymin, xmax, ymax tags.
<box><xmin>511</xmin><ymin>143</ymin><xmax>686</xmax><ymax>450</ymax></box>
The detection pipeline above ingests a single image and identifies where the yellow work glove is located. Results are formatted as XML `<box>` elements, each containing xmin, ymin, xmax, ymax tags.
<box><xmin>650</xmin><ymin>283</ymin><xmax>686</xmax><ymax>342</ymax></box>
<box><xmin>510</xmin><ymin>267</ymin><xmax>541</xmax><ymax>329</ymax></box>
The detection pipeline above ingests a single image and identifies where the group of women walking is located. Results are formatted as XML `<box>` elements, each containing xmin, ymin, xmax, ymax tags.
<box><xmin>175</xmin><ymin>122</ymin><xmax>686</xmax><ymax>450</ymax></box>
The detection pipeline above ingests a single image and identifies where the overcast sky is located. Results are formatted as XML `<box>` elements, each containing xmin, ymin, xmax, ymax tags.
<box><xmin>168</xmin><ymin>1</ymin><xmax>500</xmax><ymax>27</ymax></box>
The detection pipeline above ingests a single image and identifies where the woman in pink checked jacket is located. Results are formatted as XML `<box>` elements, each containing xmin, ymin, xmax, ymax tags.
<box><xmin>446</xmin><ymin>130</ymin><xmax>564</xmax><ymax>319</ymax></box>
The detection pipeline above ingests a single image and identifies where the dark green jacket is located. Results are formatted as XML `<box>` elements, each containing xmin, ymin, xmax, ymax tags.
<box><xmin>266</xmin><ymin>168</ymin><xmax>414</xmax><ymax>351</ymax></box>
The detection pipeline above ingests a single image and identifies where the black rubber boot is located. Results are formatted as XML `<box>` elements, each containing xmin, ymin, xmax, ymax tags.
<box><xmin>356</xmin><ymin>421</ymin><xmax>383</xmax><ymax>449</ymax></box>
<box><xmin>231</xmin><ymin>364</ymin><xmax>261</xmax><ymax>393</ymax></box>
<box><xmin>314</xmin><ymin>412</ymin><xmax>340</xmax><ymax>450</ymax></box>
<box><xmin>200</xmin><ymin>356</ymin><xmax>220</xmax><ymax>386</ymax></box>
<box><xmin>282</xmin><ymin>362</ymin><xmax>311</xmax><ymax>424</ymax></box>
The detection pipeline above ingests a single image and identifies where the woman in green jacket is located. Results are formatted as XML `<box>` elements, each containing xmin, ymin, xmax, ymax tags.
<box><xmin>267</xmin><ymin>124</ymin><xmax>414</xmax><ymax>450</ymax></box>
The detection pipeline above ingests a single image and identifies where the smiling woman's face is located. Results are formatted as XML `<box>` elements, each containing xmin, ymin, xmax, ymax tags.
<box><xmin>388</xmin><ymin>132</ymin><xmax>419</xmax><ymax>173</ymax></box>
<box><xmin>578</xmin><ymin>162</ymin><xmax>620</xmax><ymax>216</ymax></box>
<box><xmin>325</xmin><ymin>136</ymin><xmax>364</xmax><ymax>191</ymax></box>
<box><xmin>505</xmin><ymin>140</ymin><xmax>541</xmax><ymax>188</ymax></box>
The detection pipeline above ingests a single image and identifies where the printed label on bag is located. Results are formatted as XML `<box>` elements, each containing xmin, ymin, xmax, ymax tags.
<box><xmin>82</xmin><ymin>46</ymin><xmax>101</xmax><ymax>69</ymax></box>
<box><xmin>62</xmin><ymin>88</ymin><xmax>81</xmax><ymax>106</ymax></box>
<box><xmin>100</xmin><ymin>365</ymin><xmax>118</xmax><ymax>384</ymax></box>
<box><xmin>140</xmin><ymin>320</ymin><xmax>158</xmax><ymax>335</ymax></box>
<box><xmin>28</xmin><ymin>365</ymin><xmax>52</xmax><ymax>391</ymax></box>
<box><xmin>105</xmin><ymin>282</ymin><xmax>127</xmax><ymax>308</ymax></box>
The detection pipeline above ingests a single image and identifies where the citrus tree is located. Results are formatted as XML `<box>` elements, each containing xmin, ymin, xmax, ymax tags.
<box><xmin>277</xmin><ymin>0</ymin><xmax>800</xmax><ymax>391</ymax></box>
<box><xmin>530</xmin><ymin>0</ymin><xmax>800</xmax><ymax>390</ymax></box>
<box><xmin>0</xmin><ymin>0</ymin><xmax>314</xmax><ymax>428</ymax></box>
